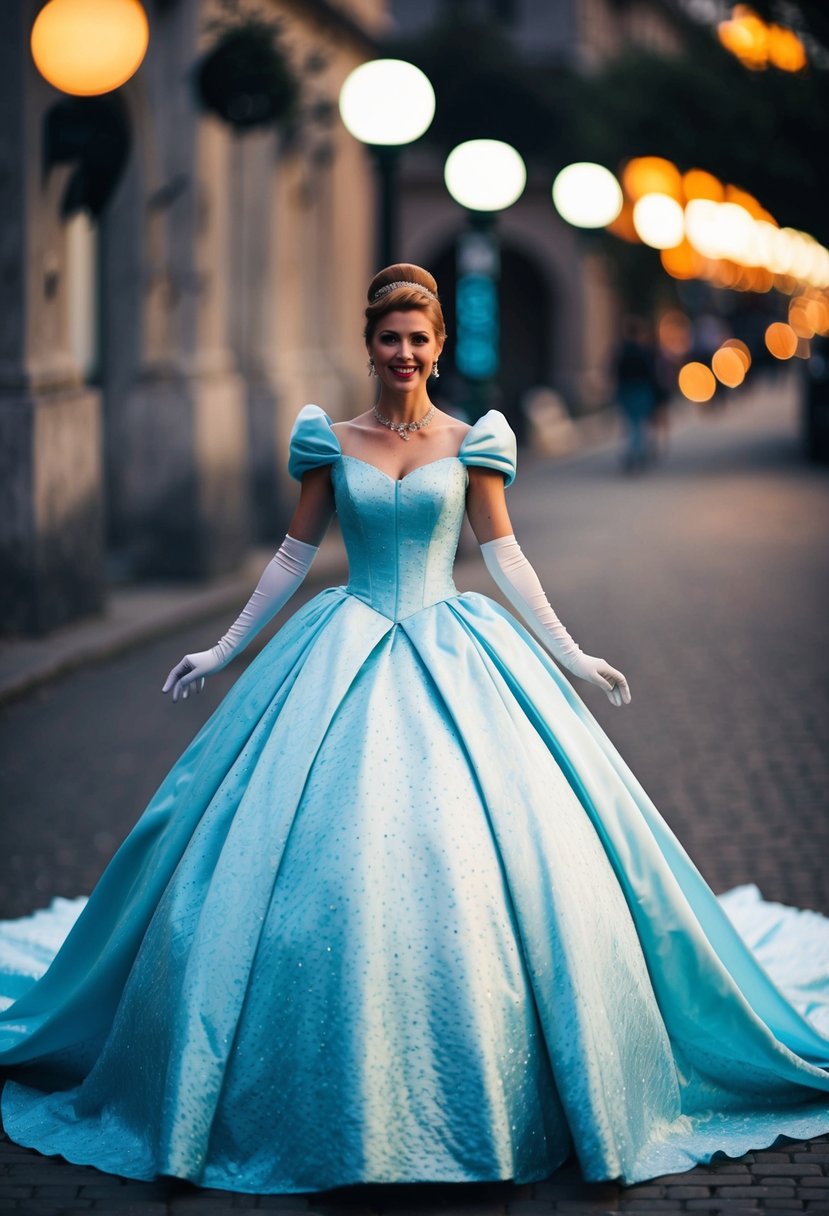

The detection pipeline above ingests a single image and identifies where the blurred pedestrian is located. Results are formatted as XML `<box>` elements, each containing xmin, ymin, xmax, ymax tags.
<box><xmin>647</xmin><ymin>343</ymin><xmax>675</xmax><ymax>461</ymax></box>
<box><xmin>613</xmin><ymin>315</ymin><xmax>660</xmax><ymax>473</ymax></box>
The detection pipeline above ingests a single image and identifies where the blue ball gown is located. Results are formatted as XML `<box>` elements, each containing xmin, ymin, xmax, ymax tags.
<box><xmin>1</xmin><ymin>404</ymin><xmax>828</xmax><ymax>1193</ymax></box>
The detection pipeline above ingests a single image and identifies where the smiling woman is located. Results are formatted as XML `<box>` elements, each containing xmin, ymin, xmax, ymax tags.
<box><xmin>1</xmin><ymin>264</ymin><xmax>828</xmax><ymax>1195</ymax></box>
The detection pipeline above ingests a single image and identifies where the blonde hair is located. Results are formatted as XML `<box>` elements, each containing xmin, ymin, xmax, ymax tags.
<box><xmin>364</xmin><ymin>263</ymin><xmax>446</xmax><ymax>343</ymax></box>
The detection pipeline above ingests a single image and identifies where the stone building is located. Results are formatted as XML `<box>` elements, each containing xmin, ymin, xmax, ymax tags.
<box><xmin>0</xmin><ymin>0</ymin><xmax>385</xmax><ymax>636</ymax></box>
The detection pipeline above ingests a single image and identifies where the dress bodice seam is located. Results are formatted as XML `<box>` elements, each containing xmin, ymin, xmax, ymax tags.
<box><xmin>338</xmin><ymin>453</ymin><xmax>468</xmax><ymax>486</ymax></box>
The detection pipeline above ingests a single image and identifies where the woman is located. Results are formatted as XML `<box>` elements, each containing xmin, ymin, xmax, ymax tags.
<box><xmin>1</xmin><ymin>265</ymin><xmax>828</xmax><ymax>1193</ymax></box>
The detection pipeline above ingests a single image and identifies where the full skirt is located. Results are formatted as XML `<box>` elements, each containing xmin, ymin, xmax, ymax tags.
<box><xmin>1</xmin><ymin>588</ymin><xmax>828</xmax><ymax>1191</ymax></box>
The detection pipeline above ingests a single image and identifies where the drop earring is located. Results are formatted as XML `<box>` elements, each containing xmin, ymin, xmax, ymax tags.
<box><xmin>431</xmin><ymin>360</ymin><xmax>440</xmax><ymax>379</ymax></box>
<box><xmin>367</xmin><ymin>357</ymin><xmax>377</xmax><ymax>378</ymax></box>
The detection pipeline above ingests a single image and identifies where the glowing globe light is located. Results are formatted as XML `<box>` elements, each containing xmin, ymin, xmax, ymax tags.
<box><xmin>632</xmin><ymin>193</ymin><xmax>684</xmax><ymax>249</ymax></box>
<box><xmin>717</xmin><ymin>202</ymin><xmax>757</xmax><ymax>265</ymax></box>
<box><xmin>622</xmin><ymin>156</ymin><xmax>682</xmax><ymax>202</ymax></box>
<box><xmin>766</xmin><ymin>226</ymin><xmax>796</xmax><ymax>275</ymax></box>
<box><xmin>711</xmin><ymin>346</ymin><xmax>746</xmax><ymax>387</ymax></box>
<box><xmin>678</xmin><ymin>362</ymin><xmax>716</xmax><ymax>403</ymax></box>
<box><xmin>783</xmin><ymin>229</ymin><xmax>813</xmax><ymax>281</ymax></box>
<box><xmin>725</xmin><ymin>185</ymin><xmax>765</xmax><ymax>221</ymax></box>
<box><xmin>339</xmin><ymin>59</ymin><xmax>435</xmax><ymax>147</ymax></box>
<box><xmin>812</xmin><ymin>249</ymin><xmax>829</xmax><ymax>290</ymax></box>
<box><xmin>684</xmin><ymin>199</ymin><xmax>723</xmax><ymax>260</ymax></box>
<box><xmin>765</xmin><ymin>322</ymin><xmax>798</xmax><ymax>360</ymax></box>
<box><xmin>792</xmin><ymin>234</ymin><xmax>829</xmax><ymax>288</ymax></box>
<box><xmin>31</xmin><ymin>0</ymin><xmax>149</xmax><ymax>96</ymax></box>
<box><xmin>754</xmin><ymin>220</ymin><xmax>781</xmax><ymax>269</ymax></box>
<box><xmin>551</xmin><ymin>163</ymin><xmax>622</xmax><ymax>229</ymax></box>
<box><xmin>445</xmin><ymin>140</ymin><xmax>526</xmax><ymax>212</ymax></box>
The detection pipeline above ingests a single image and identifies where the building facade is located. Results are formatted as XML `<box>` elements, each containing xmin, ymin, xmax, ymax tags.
<box><xmin>0</xmin><ymin>0</ymin><xmax>385</xmax><ymax>635</ymax></box>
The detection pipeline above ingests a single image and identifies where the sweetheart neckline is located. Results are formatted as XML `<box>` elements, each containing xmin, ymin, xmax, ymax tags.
<box><xmin>337</xmin><ymin>454</ymin><xmax>464</xmax><ymax>484</ymax></box>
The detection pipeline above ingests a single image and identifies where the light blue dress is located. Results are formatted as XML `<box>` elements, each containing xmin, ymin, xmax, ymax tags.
<box><xmin>1</xmin><ymin>405</ymin><xmax>828</xmax><ymax>1193</ymax></box>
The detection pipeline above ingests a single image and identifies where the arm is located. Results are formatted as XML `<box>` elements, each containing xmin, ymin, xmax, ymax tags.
<box><xmin>465</xmin><ymin>467</ymin><xmax>630</xmax><ymax>707</ymax></box>
<box><xmin>162</xmin><ymin>467</ymin><xmax>336</xmax><ymax>702</ymax></box>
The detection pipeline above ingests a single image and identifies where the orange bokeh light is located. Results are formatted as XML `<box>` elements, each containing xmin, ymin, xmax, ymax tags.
<box><xmin>725</xmin><ymin>185</ymin><xmax>765</xmax><ymax>221</ymax></box>
<box><xmin>682</xmin><ymin>169</ymin><xmax>724</xmax><ymax>204</ymax></box>
<box><xmin>789</xmin><ymin>300</ymin><xmax>815</xmax><ymax>338</ymax></box>
<box><xmin>605</xmin><ymin>199</ymin><xmax>639</xmax><ymax>243</ymax></box>
<box><xmin>718</xmin><ymin>8</ymin><xmax>768</xmax><ymax>69</ymax></box>
<box><xmin>765</xmin><ymin>322</ymin><xmax>798</xmax><ymax>359</ymax></box>
<box><xmin>678</xmin><ymin>362</ymin><xmax>717</xmax><ymax>403</ymax></box>
<box><xmin>621</xmin><ymin>157</ymin><xmax>683</xmax><ymax>203</ymax></box>
<box><xmin>789</xmin><ymin>294</ymin><xmax>829</xmax><ymax>337</ymax></box>
<box><xmin>660</xmin><ymin>240</ymin><xmax>702</xmax><ymax>280</ymax></box>
<box><xmin>749</xmin><ymin>267</ymin><xmax>774</xmax><ymax>293</ymax></box>
<box><xmin>710</xmin><ymin>260</ymin><xmax>742</xmax><ymax>290</ymax></box>
<box><xmin>720</xmin><ymin>338</ymin><xmax>752</xmax><ymax>371</ymax></box>
<box><xmin>658</xmin><ymin>310</ymin><xmax>693</xmax><ymax>357</ymax></box>
<box><xmin>717</xmin><ymin>5</ymin><xmax>806</xmax><ymax>73</ymax></box>
<box><xmin>711</xmin><ymin>347</ymin><xmax>746</xmax><ymax>387</ymax></box>
<box><xmin>767</xmin><ymin>25</ymin><xmax>807</xmax><ymax>72</ymax></box>
<box><xmin>31</xmin><ymin>0</ymin><xmax>149</xmax><ymax>96</ymax></box>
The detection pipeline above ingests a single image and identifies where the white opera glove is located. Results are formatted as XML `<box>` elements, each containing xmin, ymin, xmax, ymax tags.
<box><xmin>162</xmin><ymin>534</ymin><xmax>319</xmax><ymax>703</ymax></box>
<box><xmin>480</xmin><ymin>534</ymin><xmax>631</xmax><ymax>708</ymax></box>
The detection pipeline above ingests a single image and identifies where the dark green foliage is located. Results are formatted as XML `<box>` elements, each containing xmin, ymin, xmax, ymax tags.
<box><xmin>195</xmin><ymin>11</ymin><xmax>299</xmax><ymax>131</ymax></box>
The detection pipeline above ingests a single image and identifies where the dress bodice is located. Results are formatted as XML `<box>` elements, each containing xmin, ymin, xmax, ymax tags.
<box><xmin>289</xmin><ymin>405</ymin><xmax>517</xmax><ymax>622</ymax></box>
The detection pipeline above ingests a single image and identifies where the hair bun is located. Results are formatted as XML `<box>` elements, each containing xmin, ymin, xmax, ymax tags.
<box><xmin>367</xmin><ymin>263</ymin><xmax>439</xmax><ymax>303</ymax></box>
<box><xmin>364</xmin><ymin>263</ymin><xmax>446</xmax><ymax>343</ymax></box>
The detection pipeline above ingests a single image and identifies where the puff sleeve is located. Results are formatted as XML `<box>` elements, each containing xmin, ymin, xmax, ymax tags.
<box><xmin>458</xmin><ymin>409</ymin><xmax>517</xmax><ymax>487</ymax></box>
<box><xmin>287</xmin><ymin>404</ymin><xmax>341</xmax><ymax>481</ymax></box>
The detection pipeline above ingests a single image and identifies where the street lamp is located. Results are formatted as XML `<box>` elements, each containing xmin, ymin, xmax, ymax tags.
<box><xmin>31</xmin><ymin>0</ymin><xmax>149</xmax><ymax>96</ymax></box>
<box><xmin>551</xmin><ymin>163</ymin><xmax>623</xmax><ymax>230</ymax></box>
<box><xmin>338</xmin><ymin>59</ymin><xmax>435</xmax><ymax>268</ymax></box>
<box><xmin>443</xmin><ymin>139</ymin><xmax>527</xmax><ymax>418</ymax></box>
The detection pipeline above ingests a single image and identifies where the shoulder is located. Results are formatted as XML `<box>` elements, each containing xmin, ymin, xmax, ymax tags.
<box><xmin>458</xmin><ymin>409</ymin><xmax>517</xmax><ymax>487</ymax></box>
<box><xmin>330</xmin><ymin>411</ymin><xmax>375</xmax><ymax>440</ymax></box>
<box><xmin>288</xmin><ymin>404</ymin><xmax>341</xmax><ymax>481</ymax></box>
<box><xmin>439</xmin><ymin>413</ymin><xmax>472</xmax><ymax>441</ymax></box>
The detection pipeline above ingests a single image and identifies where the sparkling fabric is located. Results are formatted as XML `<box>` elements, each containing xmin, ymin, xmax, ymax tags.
<box><xmin>1</xmin><ymin>404</ymin><xmax>828</xmax><ymax>1192</ymax></box>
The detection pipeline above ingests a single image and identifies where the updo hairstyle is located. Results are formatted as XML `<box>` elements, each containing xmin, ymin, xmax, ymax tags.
<box><xmin>364</xmin><ymin>263</ymin><xmax>447</xmax><ymax>344</ymax></box>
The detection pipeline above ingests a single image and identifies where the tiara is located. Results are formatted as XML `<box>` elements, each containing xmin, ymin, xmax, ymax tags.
<box><xmin>370</xmin><ymin>280</ymin><xmax>439</xmax><ymax>303</ymax></box>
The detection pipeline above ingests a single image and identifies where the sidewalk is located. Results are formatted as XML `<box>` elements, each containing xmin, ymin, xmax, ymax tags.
<box><xmin>0</xmin><ymin>535</ymin><xmax>348</xmax><ymax>707</ymax></box>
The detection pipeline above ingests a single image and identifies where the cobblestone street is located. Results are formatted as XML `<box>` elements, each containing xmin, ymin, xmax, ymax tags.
<box><xmin>1</xmin><ymin>379</ymin><xmax>828</xmax><ymax>1213</ymax></box>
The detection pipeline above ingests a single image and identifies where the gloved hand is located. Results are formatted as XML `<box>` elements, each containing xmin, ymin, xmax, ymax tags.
<box><xmin>480</xmin><ymin>534</ymin><xmax>631</xmax><ymax>707</ymax></box>
<box><xmin>162</xmin><ymin>534</ymin><xmax>319</xmax><ymax>703</ymax></box>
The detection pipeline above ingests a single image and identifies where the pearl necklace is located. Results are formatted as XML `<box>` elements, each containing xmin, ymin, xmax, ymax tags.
<box><xmin>372</xmin><ymin>403</ymin><xmax>437</xmax><ymax>441</ymax></box>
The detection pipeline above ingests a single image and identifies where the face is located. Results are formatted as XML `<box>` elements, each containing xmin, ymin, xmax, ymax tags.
<box><xmin>367</xmin><ymin>309</ymin><xmax>444</xmax><ymax>392</ymax></box>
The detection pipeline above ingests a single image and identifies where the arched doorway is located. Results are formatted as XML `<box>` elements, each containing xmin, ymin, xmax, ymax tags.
<box><xmin>429</xmin><ymin>239</ymin><xmax>553</xmax><ymax>444</ymax></box>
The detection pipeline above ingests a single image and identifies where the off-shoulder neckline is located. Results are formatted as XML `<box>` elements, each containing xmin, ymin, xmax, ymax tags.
<box><xmin>319</xmin><ymin>407</ymin><xmax>505</xmax><ymax>484</ymax></box>
<box><xmin>295</xmin><ymin>404</ymin><xmax>511</xmax><ymax>483</ymax></box>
